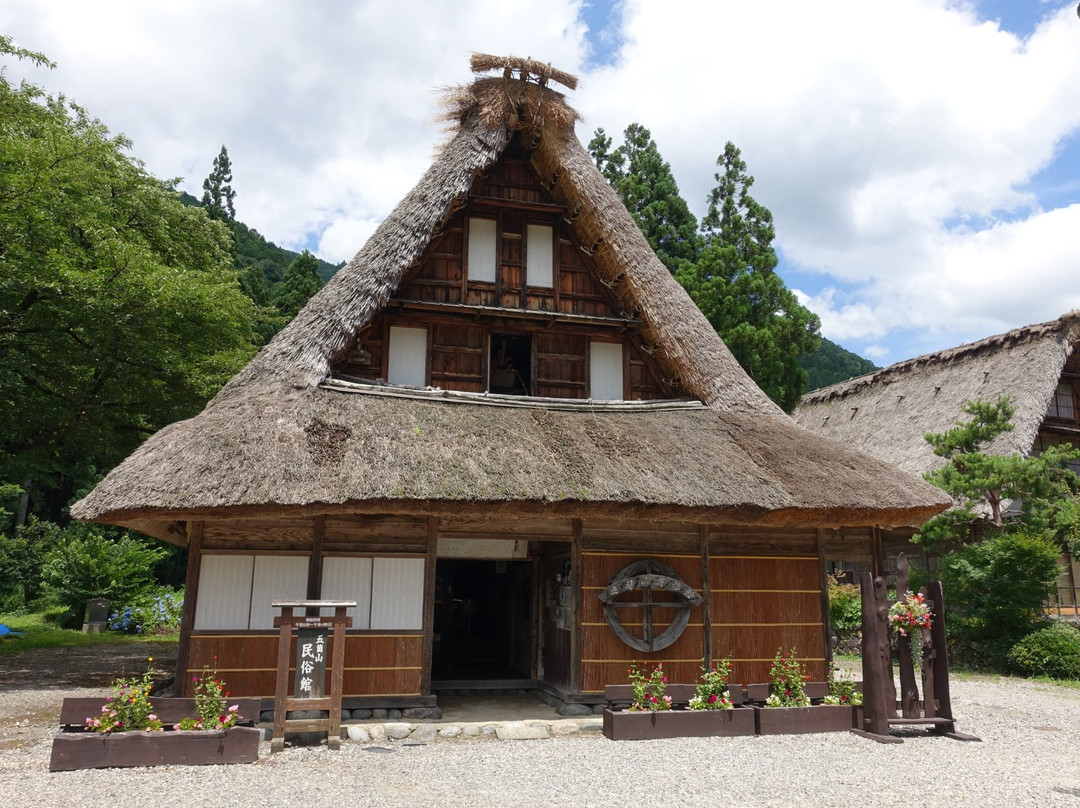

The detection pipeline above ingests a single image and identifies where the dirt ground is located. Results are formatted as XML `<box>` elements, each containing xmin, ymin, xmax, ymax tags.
<box><xmin>0</xmin><ymin>643</ymin><xmax>176</xmax><ymax>750</ymax></box>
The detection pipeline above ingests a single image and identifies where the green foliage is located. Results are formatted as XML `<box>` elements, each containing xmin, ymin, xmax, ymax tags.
<box><xmin>0</xmin><ymin>518</ymin><xmax>65</xmax><ymax>608</ymax></box>
<box><xmin>765</xmin><ymin>647</ymin><xmax>810</xmax><ymax>707</ymax></box>
<box><xmin>201</xmin><ymin>144</ymin><xmax>236</xmax><ymax>222</ymax></box>
<box><xmin>177</xmin><ymin>667</ymin><xmax>242</xmax><ymax>730</ymax></box>
<box><xmin>86</xmin><ymin>663</ymin><xmax>163</xmax><ymax>732</ymax></box>
<box><xmin>591</xmin><ymin>127</ymin><xmax>821</xmax><ymax>411</ymax></box>
<box><xmin>1007</xmin><ymin>622</ymin><xmax>1080</xmax><ymax>680</ymax></box>
<box><xmin>917</xmin><ymin>397</ymin><xmax>1080</xmax><ymax>546</ymax></box>
<box><xmin>940</xmin><ymin>530</ymin><xmax>1063</xmax><ymax>668</ymax></box>
<box><xmin>799</xmin><ymin>337</ymin><xmax>879</xmax><ymax>391</ymax></box>
<box><xmin>626</xmin><ymin>662</ymin><xmax>671</xmax><ymax>711</ymax></box>
<box><xmin>828</xmin><ymin>576</ymin><xmax>862</xmax><ymax>636</ymax></box>
<box><xmin>588</xmin><ymin>124</ymin><xmax>702</xmax><ymax>273</ymax></box>
<box><xmin>688</xmin><ymin>659</ymin><xmax>734</xmax><ymax>710</ymax></box>
<box><xmin>0</xmin><ymin>611</ymin><xmax>173</xmax><ymax>654</ymax></box>
<box><xmin>0</xmin><ymin>47</ymin><xmax>258</xmax><ymax>514</ymax></box>
<box><xmin>677</xmin><ymin>143</ymin><xmax>821</xmax><ymax>411</ymax></box>
<box><xmin>40</xmin><ymin>526</ymin><xmax>166</xmax><ymax>627</ymax></box>
<box><xmin>272</xmin><ymin>250</ymin><xmax>324</xmax><ymax>319</ymax></box>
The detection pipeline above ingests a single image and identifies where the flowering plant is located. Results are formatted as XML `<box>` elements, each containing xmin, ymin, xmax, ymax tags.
<box><xmin>888</xmin><ymin>591</ymin><xmax>932</xmax><ymax>638</ymax></box>
<box><xmin>175</xmin><ymin>666</ymin><xmax>242</xmax><ymax>731</ymax></box>
<box><xmin>764</xmin><ymin>648</ymin><xmax>810</xmax><ymax>707</ymax></box>
<box><xmin>85</xmin><ymin>658</ymin><xmax>163</xmax><ymax>732</ymax></box>
<box><xmin>626</xmin><ymin>662</ymin><xmax>671</xmax><ymax>711</ymax></box>
<box><xmin>824</xmin><ymin>660</ymin><xmax>863</xmax><ymax>707</ymax></box>
<box><xmin>688</xmin><ymin>658</ymin><xmax>734</xmax><ymax>710</ymax></box>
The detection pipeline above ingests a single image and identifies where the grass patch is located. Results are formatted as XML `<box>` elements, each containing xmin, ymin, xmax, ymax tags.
<box><xmin>0</xmin><ymin>612</ymin><xmax>178</xmax><ymax>655</ymax></box>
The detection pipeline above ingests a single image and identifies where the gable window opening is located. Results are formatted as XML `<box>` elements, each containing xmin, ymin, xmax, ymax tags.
<box><xmin>490</xmin><ymin>334</ymin><xmax>532</xmax><ymax>395</ymax></box>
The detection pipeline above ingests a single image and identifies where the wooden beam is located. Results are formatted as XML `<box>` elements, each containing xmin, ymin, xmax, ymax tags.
<box><xmin>817</xmin><ymin>528</ymin><xmax>832</xmax><ymax>672</ymax></box>
<box><xmin>699</xmin><ymin>524</ymin><xmax>711</xmax><ymax>666</ymax></box>
<box><xmin>420</xmin><ymin>516</ymin><xmax>439</xmax><ymax>696</ymax></box>
<box><xmin>570</xmin><ymin>518</ymin><xmax>583</xmax><ymax>695</ymax></box>
<box><xmin>174</xmin><ymin>521</ymin><xmax>204</xmax><ymax>697</ymax></box>
<box><xmin>306</xmin><ymin>516</ymin><xmax>325</xmax><ymax>617</ymax></box>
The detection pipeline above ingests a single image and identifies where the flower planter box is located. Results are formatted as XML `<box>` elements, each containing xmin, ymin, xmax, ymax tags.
<box><xmin>49</xmin><ymin>726</ymin><xmax>261</xmax><ymax>771</ymax></box>
<box><xmin>49</xmin><ymin>696</ymin><xmax>262</xmax><ymax>772</ymax></box>
<box><xmin>602</xmin><ymin>707</ymin><xmax>756</xmax><ymax>741</ymax></box>
<box><xmin>753</xmin><ymin>704</ymin><xmax>859</xmax><ymax>736</ymax></box>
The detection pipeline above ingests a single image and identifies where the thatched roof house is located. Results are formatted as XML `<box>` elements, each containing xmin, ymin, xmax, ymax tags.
<box><xmin>795</xmin><ymin>311</ymin><xmax>1080</xmax><ymax>478</ymax></box>
<box><xmin>73</xmin><ymin>55</ymin><xmax>948</xmax><ymax>707</ymax></box>
<box><xmin>794</xmin><ymin>311</ymin><xmax>1080</xmax><ymax>599</ymax></box>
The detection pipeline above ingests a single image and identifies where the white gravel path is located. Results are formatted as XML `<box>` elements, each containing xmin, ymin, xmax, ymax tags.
<box><xmin>1</xmin><ymin>675</ymin><xmax>1078</xmax><ymax>808</ymax></box>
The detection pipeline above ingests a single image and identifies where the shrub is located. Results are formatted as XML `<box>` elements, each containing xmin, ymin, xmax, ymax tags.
<box><xmin>1007</xmin><ymin>622</ymin><xmax>1080</xmax><ymax>680</ymax></box>
<box><xmin>108</xmin><ymin>587</ymin><xmax>184</xmax><ymax>635</ymax></box>
<box><xmin>939</xmin><ymin>529</ymin><xmax>1062</xmax><ymax>669</ymax></box>
<box><xmin>41</xmin><ymin>525</ymin><xmax>166</xmax><ymax>628</ymax></box>
<box><xmin>828</xmin><ymin>576</ymin><xmax>862</xmax><ymax>636</ymax></box>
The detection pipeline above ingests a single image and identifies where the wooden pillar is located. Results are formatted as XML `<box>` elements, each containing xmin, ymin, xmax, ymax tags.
<box><xmin>306</xmin><ymin>516</ymin><xmax>325</xmax><ymax>614</ymax></box>
<box><xmin>817</xmin><ymin>528</ymin><xmax>832</xmax><ymax>672</ymax></box>
<box><xmin>174</xmin><ymin>521</ymin><xmax>204</xmax><ymax>698</ymax></box>
<box><xmin>421</xmin><ymin>516</ymin><xmax>439</xmax><ymax>696</ymax></box>
<box><xmin>699</xmin><ymin>524</ymin><xmax>712</xmax><ymax>666</ymax></box>
<box><xmin>570</xmin><ymin>517</ymin><xmax>583</xmax><ymax>695</ymax></box>
<box><xmin>871</xmin><ymin>526</ymin><xmax>884</xmax><ymax>579</ymax></box>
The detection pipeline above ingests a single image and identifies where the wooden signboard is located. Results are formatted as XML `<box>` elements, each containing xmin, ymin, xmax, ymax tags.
<box><xmin>270</xmin><ymin>600</ymin><xmax>354</xmax><ymax>752</ymax></box>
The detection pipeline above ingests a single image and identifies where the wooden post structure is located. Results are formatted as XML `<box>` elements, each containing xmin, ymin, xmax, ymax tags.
<box><xmin>853</xmin><ymin>555</ymin><xmax>978</xmax><ymax>744</ymax></box>
<box><xmin>270</xmin><ymin>600</ymin><xmax>354</xmax><ymax>753</ymax></box>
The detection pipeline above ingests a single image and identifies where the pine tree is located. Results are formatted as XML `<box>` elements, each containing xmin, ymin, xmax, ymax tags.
<box><xmin>588</xmin><ymin>124</ymin><xmax>701</xmax><ymax>273</ymax></box>
<box><xmin>201</xmin><ymin>145</ymin><xmax>236</xmax><ymax>222</ymax></box>
<box><xmin>675</xmin><ymin>142</ymin><xmax>821</xmax><ymax>411</ymax></box>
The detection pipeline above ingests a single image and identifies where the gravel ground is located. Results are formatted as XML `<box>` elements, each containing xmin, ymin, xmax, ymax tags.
<box><xmin>1</xmin><ymin>647</ymin><xmax>1079</xmax><ymax>808</ymax></box>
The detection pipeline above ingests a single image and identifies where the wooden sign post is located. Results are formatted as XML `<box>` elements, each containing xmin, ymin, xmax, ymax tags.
<box><xmin>271</xmin><ymin>600</ymin><xmax>354</xmax><ymax>753</ymax></box>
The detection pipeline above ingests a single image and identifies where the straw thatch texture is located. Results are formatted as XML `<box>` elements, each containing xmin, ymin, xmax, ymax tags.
<box><xmin>71</xmin><ymin>61</ymin><xmax>951</xmax><ymax>539</ymax></box>
<box><xmin>794</xmin><ymin>311</ymin><xmax>1080</xmax><ymax>476</ymax></box>
<box><xmin>72</xmin><ymin>384</ymin><xmax>947</xmax><ymax>540</ymax></box>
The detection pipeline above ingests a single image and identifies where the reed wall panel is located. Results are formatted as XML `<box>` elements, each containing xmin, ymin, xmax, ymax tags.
<box><xmin>582</xmin><ymin>661</ymin><xmax>703</xmax><ymax>694</ymax></box>
<box><xmin>579</xmin><ymin>552</ymin><xmax>706</xmax><ymax>693</ymax></box>
<box><xmin>708</xmin><ymin>554</ymin><xmax>826</xmax><ymax>685</ymax></box>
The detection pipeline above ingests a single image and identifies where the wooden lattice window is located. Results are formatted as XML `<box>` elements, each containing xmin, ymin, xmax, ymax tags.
<box><xmin>1047</xmin><ymin>381</ymin><xmax>1077</xmax><ymax>421</ymax></box>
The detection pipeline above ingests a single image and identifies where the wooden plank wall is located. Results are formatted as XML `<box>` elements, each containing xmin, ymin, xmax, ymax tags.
<box><xmin>188</xmin><ymin>632</ymin><xmax>423</xmax><ymax>699</ymax></box>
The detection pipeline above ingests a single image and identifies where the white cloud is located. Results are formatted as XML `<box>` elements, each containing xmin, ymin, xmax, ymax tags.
<box><xmin>3</xmin><ymin>0</ymin><xmax>1080</xmax><ymax>361</ymax></box>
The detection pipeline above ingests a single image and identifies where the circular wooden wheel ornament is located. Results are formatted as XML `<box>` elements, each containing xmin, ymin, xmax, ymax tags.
<box><xmin>598</xmin><ymin>559</ymin><xmax>704</xmax><ymax>653</ymax></box>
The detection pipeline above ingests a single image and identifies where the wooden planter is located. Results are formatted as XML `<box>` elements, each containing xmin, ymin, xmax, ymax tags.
<box><xmin>50</xmin><ymin>696</ymin><xmax>262</xmax><ymax>772</ymax></box>
<box><xmin>753</xmin><ymin>704</ymin><xmax>858</xmax><ymax>736</ymax></box>
<box><xmin>50</xmin><ymin>726</ymin><xmax>261</xmax><ymax>771</ymax></box>
<box><xmin>602</xmin><ymin>707</ymin><xmax>756</xmax><ymax>741</ymax></box>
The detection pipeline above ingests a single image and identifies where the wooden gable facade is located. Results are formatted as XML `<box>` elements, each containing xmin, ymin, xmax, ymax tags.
<box><xmin>333</xmin><ymin>137</ymin><xmax>673</xmax><ymax>403</ymax></box>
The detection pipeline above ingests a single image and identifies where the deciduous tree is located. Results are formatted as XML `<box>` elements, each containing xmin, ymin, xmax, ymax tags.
<box><xmin>0</xmin><ymin>39</ymin><xmax>257</xmax><ymax>519</ymax></box>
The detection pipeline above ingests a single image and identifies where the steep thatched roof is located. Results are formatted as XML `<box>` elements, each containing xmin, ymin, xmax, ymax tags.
<box><xmin>794</xmin><ymin>311</ymin><xmax>1080</xmax><ymax>476</ymax></box>
<box><xmin>72</xmin><ymin>56</ymin><xmax>949</xmax><ymax>541</ymax></box>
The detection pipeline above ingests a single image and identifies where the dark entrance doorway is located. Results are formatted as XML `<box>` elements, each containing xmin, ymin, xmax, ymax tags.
<box><xmin>433</xmin><ymin>559</ymin><xmax>534</xmax><ymax>682</ymax></box>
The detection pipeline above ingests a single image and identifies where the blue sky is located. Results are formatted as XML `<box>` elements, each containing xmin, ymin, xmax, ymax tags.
<box><xmin>3</xmin><ymin>0</ymin><xmax>1079</xmax><ymax>367</ymax></box>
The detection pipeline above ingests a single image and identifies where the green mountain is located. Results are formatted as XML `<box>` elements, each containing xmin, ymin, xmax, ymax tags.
<box><xmin>798</xmin><ymin>337</ymin><xmax>879</xmax><ymax>392</ymax></box>
<box><xmin>179</xmin><ymin>192</ymin><xmax>343</xmax><ymax>283</ymax></box>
